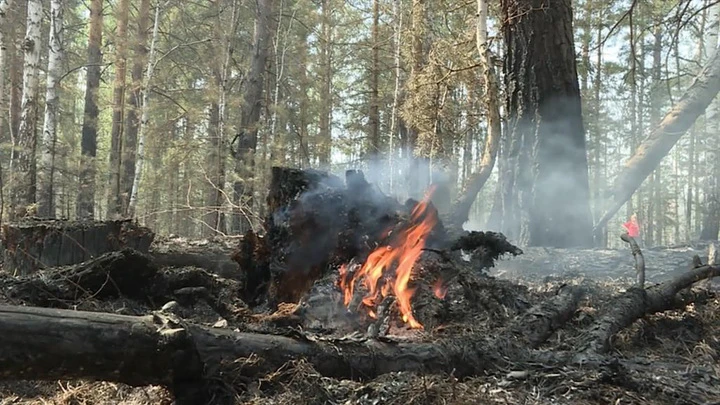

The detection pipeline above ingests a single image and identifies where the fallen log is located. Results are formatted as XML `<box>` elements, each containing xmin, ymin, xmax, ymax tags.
<box><xmin>0</xmin><ymin>218</ymin><xmax>155</xmax><ymax>275</ymax></box>
<box><xmin>0</xmin><ymin>284</ymin><xmax>584</xmax><ymax>403</ymax></box>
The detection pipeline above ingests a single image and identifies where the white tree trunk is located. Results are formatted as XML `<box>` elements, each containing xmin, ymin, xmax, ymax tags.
<box><xmin>447</xmin><ymin>0</ymin><xmax>501</xmax><ymax>227</ymax></box>
<box><xmin>10</xmin><ymin>0</ymin><xmax>42</xmax><ymax>217</ymax></box>
<box><xmin>127</xmin><ymin>3</ymin><xmax>162</xmax><ymax>217</ymax></box>
<box><xmin>0</xmin><ymin>0</ymin><xmax>12</xmax><ymax>136</ymax></box>
<box><xmin>37</xmin><ymin>0</ymin><xmax>64</xmax><ymax>218</ymax></box>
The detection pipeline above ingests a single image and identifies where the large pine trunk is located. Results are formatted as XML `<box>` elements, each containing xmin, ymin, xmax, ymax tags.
<box><xmin>595</xmin><ymin>46</ymin><xmax>720</xmax><ymax>236</ymax></box>
<box><xmin>76</xmin><ymin>0</ymin><xmax>103</xmax><ymax>219</ymax></box>
<box><xmin>497</xmin><ymin>0</ymin><xmax>593</xmax><ymax>247</ymax></box>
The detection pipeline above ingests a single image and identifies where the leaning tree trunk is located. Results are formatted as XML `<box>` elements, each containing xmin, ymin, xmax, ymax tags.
<box><xmin>106</xmin><ymin>0</ymin><xmax>129</xmax><ymax>219</ymax></box>
<box><xmin>75</xmin><ymin>0</ymin><xmax>103</xmax><ymax>220</ymax></box>
<box><xmin>498</xmin><ymin>0</ymin><xmax>594</xmax><ymax>247</ymax></box>
<box><xmin>36</xmin><ymin>0</ymin><xmax>64</xmax><ymax>218</ymax></box>
<box><xmin>9</xmin><ymin>0</ymin><xmax>42</xmax><ymax>220</ymax></box>
<box><xmin>447</xmin><ymin>0</ymin><xmax>501</xmax><ymax>228</ymax></box>
<box><xmin>594</xmin><ymin>45</ymin><xmax>720</xmax><ymax>236</ymax></box>
<box><xmin>231</xmin><ymin>0</ymin><xmax>273</xmax><ymax>234</ymax></box>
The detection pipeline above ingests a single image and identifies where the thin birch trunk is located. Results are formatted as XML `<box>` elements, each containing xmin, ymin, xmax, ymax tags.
<box><xmin>10</xmin><ymin>0</ymin><xmax>42</xmax><ymax>219</ymax></box>
<box><xmin>37</xmin><ymin>0</ymin><xmax>64</xmax><ymax>218</ymax></box>
<box><xmin>127</xmin><ymin>3</ymin><xmax>162</xmax><ymax>217</ymax></box>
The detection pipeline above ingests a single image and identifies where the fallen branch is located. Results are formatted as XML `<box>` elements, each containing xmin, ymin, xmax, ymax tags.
<box><xmin>583</xmin><ymin>263</ymin><xmax>720</xmax><ymax>354</ymax></box>
<box><xmin>620</xmin><ymin>233</ymin><xmax>645</xmax><ymax>288</ymax></box>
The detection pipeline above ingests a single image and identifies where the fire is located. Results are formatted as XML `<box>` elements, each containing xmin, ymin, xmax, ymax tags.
<box><xmin>338</xmin><ymin>187</ymin><xmax>438</xmax><ymax>329</ymax></box>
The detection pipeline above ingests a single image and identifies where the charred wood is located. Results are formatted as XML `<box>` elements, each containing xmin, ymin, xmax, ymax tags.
<box><xmin>1</xmin><ymin>218</ymin><xmax>154</xmax><ymax>275</ymax></box>
<box><xmin>583</xmin><ymin>263</ymin><xmax>720</xmax><ymax>354</ymax></box>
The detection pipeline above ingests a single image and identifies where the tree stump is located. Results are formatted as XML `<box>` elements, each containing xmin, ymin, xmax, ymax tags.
<box><xmin>1</xmin><ymin>218</ymin><xmax>155</xmax><ymax>275</ymax></box>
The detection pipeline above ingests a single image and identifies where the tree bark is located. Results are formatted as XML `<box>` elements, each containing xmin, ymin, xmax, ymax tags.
<box><xmin>595</xmin><ymin>46</ymin><xmax>720</xmax><ymax>236</ymax></box>
<box><xmin>447</xmin><ymin>0</ymin><xmax>501</xmax><ymax>228</ymax></box>
<box><xmin>231</xmin><ymin>0</ymin><xmax>273</xmax><ymax>233</ymax></box>
<box><xmin>36</xmin><ymin>0</ymin><xmax>64</xmax><ymax>218</ymax></box>
<box><xmin>106</xmin><ymin>0</ymin><xmax>129</xmax><ymax>219</ymax></box>
<box><xmin>9</xmin><ymin>0</ymin><xmax>42</xmax><ymax>219</ymax></box>
<box><xmin>0</xmin><ymin>0</ymin><xmax>11</xmax><ymax>146</ymax></box>
<box><xmin>121</xmin><ymin>0</ymin><xmax>150</xmax><ymax>216</ymax></box>
<box><xmin>498</xmin><ymin>0</ymin><xmax>594</xmax><ymax>247</ymax></box>
<box><xmin>76</xmin><ymin>0</ymin><xmax>103</xmax><ymax>220</ymax></box>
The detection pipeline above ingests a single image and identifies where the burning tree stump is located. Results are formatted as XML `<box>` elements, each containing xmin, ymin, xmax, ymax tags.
<box><xmin>1</xmin><ymin>219</ymin><xmax>155</xmax><ymax>275</ymax></box>
<box><xmin>235</xmin><ymin>167</ymin><xmax>406</xmax><ymax>307</ymax></box>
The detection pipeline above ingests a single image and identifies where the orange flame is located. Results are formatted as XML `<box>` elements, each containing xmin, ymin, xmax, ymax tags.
<box><xmin>338</xmin><ymin>186</ymin><xmax>438</xmax><ymax>329</ymax></box>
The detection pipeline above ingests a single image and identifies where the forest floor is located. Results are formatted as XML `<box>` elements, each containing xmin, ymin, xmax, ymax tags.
<box><xmin>0</xmin><ymin>237</ymin><xmax>718</xmax><ymax>405</ymax></box>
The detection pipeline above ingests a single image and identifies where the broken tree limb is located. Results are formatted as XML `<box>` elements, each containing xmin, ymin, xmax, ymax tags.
<box><xmin>594</xmin><ymin>46</ymin><xmax>720</xmax><ymax>234</ymax></box>
<box><xmin>583</xmin><ymin>264</ymin><xmax>720</xmax><ymax>354</ymax></box>
<box><xmin>509</xmin><ymin>285</ymin><xmax>585</xmax><ymax>348</ymax></box>
<box><xmin>620</xmin><ymin>233</ymin><xmax>645</xmax><ymax>288</ymax></box>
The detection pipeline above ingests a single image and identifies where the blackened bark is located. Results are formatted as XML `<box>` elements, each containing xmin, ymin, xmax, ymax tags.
<box><xmin>499</xmin><ymin>0</ymin><xmax>593</xmax><ymax>247</ymax></box>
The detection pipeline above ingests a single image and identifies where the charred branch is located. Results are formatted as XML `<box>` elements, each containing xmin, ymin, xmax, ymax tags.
<box><xmin>583</xmin><ymin>263</ymin><xmax>720</xmax><ymax>354</ymax></box>
<box><xmin>620</xmin><ymin>233</ymin><xmax>645</xmax><ymax>288</ymax></box>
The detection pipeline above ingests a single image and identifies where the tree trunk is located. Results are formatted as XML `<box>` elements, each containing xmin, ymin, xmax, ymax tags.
<box><xmin>36</xmin><ymin>0</ymin><xmax>64</xmax><ymax>219</ymax></box>
<box><xmin>9</xmin><ymin>0</ymin><xmax>42</xmax><ymax>220</ymax></box>
<box><xmin>317</xmin><ymin>0</ymin><xmax>333</xmax><ymax>166</ymax></box>
<box><xmin>498</xmin><ymin>0</ymin><xmax>594</xmax><ymax>247</ymax></box>
<box><xmin>7</xmin><ymin>0</ymin><xmax>24</xmax><ymax>142</ymax></box>
<box><xmin>204</xmin><ymin>102</ymin><xmax>223</xmax><ymax>236</ymax></box>
<box><xmin>121</xmin><ymin>0</ymin><xmax>150</xmax><ymax>216</ymax></box>
<box><xmin>595</xmin><ymin>46</ymin><xmax>720</xmax><ymax>235</ymax></box>
<box><xmin>447</xmin><ymin>0</ymin><xmax>500</xmax><ymax>228</ymax></box>
<box><xmin>0</xmin><ymin>0</ymin><xmax>11</xmax><ymax>146</ymax></box>
<box><xmin>231</xmin><ymin>0</ymin><xmax>273</xmax><ymax>233</ymax></box>
<box><xmin>368</xmin><ymin>0</ymin><xmax>381</xmax><ymax>161</ymax></box>
<box><xmin>76</xmin><ymin>0</ymin><xmax>103</xmax><ymax>220</ymax></box>
<box><xmin>127</xmin><ymin>3</ymin><xmax>162</xmax><ymax>217</ymax></box>
<box><xmin>106</xmin><ymin>0</ymin><xmax>129</xmax><ymax>219</ymax></box>
<box><xmin>700</xmin><ymin>2</ymin><xmax>720</xmax><ymax>241</ymax></box>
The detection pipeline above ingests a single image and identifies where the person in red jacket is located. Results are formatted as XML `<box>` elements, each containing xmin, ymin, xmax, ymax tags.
<box><xmin>622</xmin><ymin>213</ymin><xmax>642</xmax><ymax>246</ymax></box>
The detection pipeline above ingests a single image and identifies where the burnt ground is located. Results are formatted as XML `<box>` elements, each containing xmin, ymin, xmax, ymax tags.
<box><xmin>1</xmin><ymin>239</ymin><xmax>719</xmax><ymax>405</ymax></box>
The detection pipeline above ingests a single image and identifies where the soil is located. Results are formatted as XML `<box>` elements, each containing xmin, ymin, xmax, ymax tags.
<box><xmin>1</xmin><ymin>238</ymin><xmax>719</xmax><ymax>405</ymax></box>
